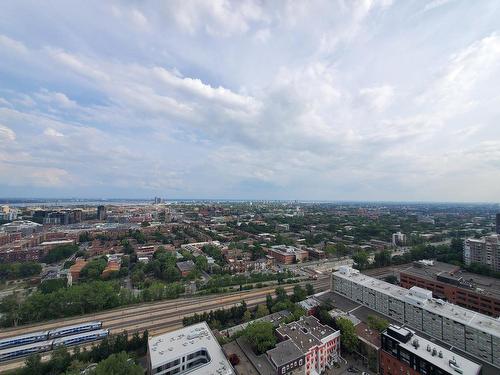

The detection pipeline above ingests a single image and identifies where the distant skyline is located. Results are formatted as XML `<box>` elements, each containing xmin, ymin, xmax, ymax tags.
<box><xmin>1</xmin><ymin>1</ymin><xmax>500</xmax><ymax>202</ymax></box>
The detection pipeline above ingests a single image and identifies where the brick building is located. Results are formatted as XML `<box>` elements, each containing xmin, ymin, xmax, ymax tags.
<box><xmin>399</xmin><ymin>261</ymin><xmax>500</xmax><ymax>317</ymax></box>
<box><xmin>380</xmin><ymin>325</ymin><xmax>481</xmax><ymax>375</ymax></box>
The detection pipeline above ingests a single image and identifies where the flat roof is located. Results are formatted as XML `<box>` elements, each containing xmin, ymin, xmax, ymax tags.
<box><xmin>387</xmin><ymin>325</ymin><xmax>482</xmax><ymax>375</ymax></box>
<box><xmin>333</xmin><ymin>268</ymin><xmax>500</xmax><ymax>337</ymax></box>
<box><xmin>400</xmin><ymin>261</ymin><xmax>500</xmax><ymax>300</ymax></box>
<box><xmin>277</xmin><ymin>316</ymin><xmax>338</xmax><ymax>353</ymax></box>
<box><xmin>267</xmin><ymin>340</ymin><xmax>304</xmax><ymax>367</ymax></box>
<box><xmin>148</xmin><ymin>322</ymin><xmax>234</xmax><ymax>375</ymax></box>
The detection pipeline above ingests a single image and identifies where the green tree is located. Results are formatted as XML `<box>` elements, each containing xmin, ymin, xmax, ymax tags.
<box><xmin>93</xmin><ymin>352</ymin><xmax>143</xmax><ymax>375</ymax></box>
<box><xmin>352</xmin><ymin>251</ymin><xmax>369</xmax><ymax>270</ymax></box>
<box><xmin>367</xmin><ymin>315</ymin><xmax>389</xmax><ymax>332</ymax></box>
<box><xmin>305</xmin><ymin>283</ymin><xmax>315</xmax><ymax>296</ymax></box>
<box><xmin>43</xmin><ymin>244</ymin><xmax>79</xmax><ymax>264</ymax></box>
<box><xmin>244</xmin><ymin>321</ymin><xmax>277</xmax><ymax>354</ymax></box>
<box><xmin>243</xmin><ymin>310</ymin><xmax>252</xmax><ymax>322</ymax></box>
<box><xmin>292</xmin><ymin>285</ymin><xmax>307</xmax><ymax>302</ymax></box>
<box><xmin>195</xmin><ymin>256</ymin><xmax>208</xmax><ymax>272</ymax></box>
<box><xmin>374</xmin><ymin>250</ymin><xmax>392</xmax><ymax>267</ymax></box>
<box><xmin>336</xmin><ymin>317</ymin><xmax>359</xmax><ymax>353</ymax></box>
<box><xmin>39</xmin><ymin>278</ymin><xmax>66</xmax><ymax>294</ymax></box>
<box><xmin>255</xmin><ymin>304</ymin><xmax>270</xmax><ymax>318</ymax></box>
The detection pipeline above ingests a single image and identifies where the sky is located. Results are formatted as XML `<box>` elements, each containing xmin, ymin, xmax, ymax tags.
<box><xmin>1</xmin><ymin>0</ymin><xmax>500</xmax><ymax>202</ymax></box>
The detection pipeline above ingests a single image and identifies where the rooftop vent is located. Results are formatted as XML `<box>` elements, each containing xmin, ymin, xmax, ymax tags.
<box><xmin>438</xmin><ymin>351</ymin><xmax>443</xmax><ymax>358</ymax></box>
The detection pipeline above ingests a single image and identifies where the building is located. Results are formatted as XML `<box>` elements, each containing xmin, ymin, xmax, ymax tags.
<box><xmin>268</xmin><ymin>245</ymin><xmax>308</xmax><ymax>264</ymax></box>
<box><xmin>273</xmin><ymin>316</ymin><xmax>340</xmax><ymax>375</ymax></box>
<box><xmin>380</xmin><ymin>324</ymin><xmax>481</xmax><ymax>375</ymax></box>
<box><xmin>101</xmin><ymin>261</ymin><xmax>120</xmax><ymax>278</ymax></box>
<box><xmin>296</xmin><ymin>297</ymin><xmax>322</xmax><ymax>316</ymax></box>
<box><xmin>392</xmin><ymin>232</ymin><xmax>407</xmax><ymax>247</ymax></box>
<box><xmin>464</xmin><ymin>235</ymin><xmax>500</xmax><ymax>272</ymax></box>
<box><xmin>176</xmin><ymin>260</ymin><xmax>195</xmax><ymax>277</ymax></box>
<box><xmin>147</xmin><ymin>322</ymin><xmax>235</xmax><ymax>375</ymax></box>
<box><xmin>267</xmin><ymin>340</ymin><xmax>305</xmax><ymax>375</ymax></box>
<box><xmin>496</xmin><ymin>213</ymin><xmax>500</xmax><ymax>235</ymax></box>
<box><xmin>97</xmin><ymin>205</ymin><xmax>106</xmax><ymax>221</ymax></box>
<box><xmin>69</xmin><ymin>258</ymin><xmax>88</xmax><ymax>282</ymax></box>
<box><xmin>399</xmin><ymin>260</ymin><xmax>500</xmax><ymax>317</ymax></box>
<box><xmin>332</xmin><ymin>266</ymin><xmax>500</xmax><ymax>369</ymax></box>
<box><xmin>306</xmin><ymin>247</ymin><xmax>326</xmax><ymax>260</ymax></box>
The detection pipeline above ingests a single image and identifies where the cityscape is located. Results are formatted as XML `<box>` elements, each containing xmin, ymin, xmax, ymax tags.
<box><xmin>0</xmin><ymin>200</ymin><xmax>500</xmax><ymax>375</ymax></box>
<box><xmin>1</xmin><ymin>1</ymin><xmax>500</xmax><ymax>375</ymax></box>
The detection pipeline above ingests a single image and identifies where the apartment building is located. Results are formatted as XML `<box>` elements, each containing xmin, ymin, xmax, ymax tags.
<box><xmin>332</xmin><ymin>266</ymin><xmax>500</xmax><ymax>369</ymax></box>
<box><xmin>273</xmin><ymin>316</ymin><xmax>340</xmax><ymax>375</ymax></box>
<box><xmin>380</xmin><ymin>325</ymin><xmax>481</xmax><ymax>375</ymax></box>
<box><xmin>147</xmin><ymin>322</ymin><xmax>234</xmax><ymax>375</ymax></box>
<box><xmin>464</xmin><ymin>235</ymin><xmax>500</xmax><ymax>272</ymax></box>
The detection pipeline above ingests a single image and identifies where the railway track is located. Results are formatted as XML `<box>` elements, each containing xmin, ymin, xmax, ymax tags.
<box><xmin>0</xmin><ymin>278</ymin><xmax>330</xmax><ymax>372</ymax></box>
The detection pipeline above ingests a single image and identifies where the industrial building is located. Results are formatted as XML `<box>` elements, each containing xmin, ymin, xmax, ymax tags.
<box><xmin>332</xmin><ymin>266</ymin><xmax>500</xmax><ymax>369</ymax></box>
<box><xmin>147</xmin><ymin>322</ymin><xmax>234</xmax><ymax>375</ymax></box>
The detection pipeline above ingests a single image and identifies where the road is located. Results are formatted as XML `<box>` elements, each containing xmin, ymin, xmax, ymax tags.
<box><xmin>0</xmin><ymin>277</ymin><xmax>330</xmax><ymax>372</ymax></box>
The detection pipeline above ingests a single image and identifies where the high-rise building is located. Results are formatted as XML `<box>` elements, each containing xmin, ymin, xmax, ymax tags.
<box><xmin>392</xmin><ymin>232</ymin><xmax>407</xmax><ymax>246</ymax></box>
<box><xmin>496</xmin><ymin>213</ymin><xmax>500</xmax><ymax>235</ymax></box>
<box><xmin>464</xmin><ymin>235</ymin><xmax>500</xmax><ymax>272</ymax></box>
<box><xmin>97</xmin><ymin>205</ymin><xmax>106</xmax><ymax>221</ymax></box>
<box><xmin>332</xmin><ymin>266</ymin><xmax>500</xmax><ymax>369</ymax></box>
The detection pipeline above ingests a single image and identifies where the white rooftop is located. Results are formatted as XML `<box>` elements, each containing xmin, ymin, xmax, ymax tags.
<box><xmin>148</xmin><ymin>322</ymin><xmax>235</xmax><ymax>375</ymax></box>
<box><xmin>334</xmin><ymin>268</ymin><xmax>500</xmax><ymax>337</ymax></box>
<box><xmin>396</xmin><ymin>327</ymin><xmax>482</xmax><ymax>375</ymax></box>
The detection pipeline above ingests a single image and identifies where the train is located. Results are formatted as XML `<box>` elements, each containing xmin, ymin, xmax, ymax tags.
<box><xmin>0</xmin><ymin>329</ymin><xmax>109</xmax><ymax>362</ymax></box>
<box><xmin>0</xmin><ymin>321</ymin><xmax>102</xmax><ymax>350</ymax></box>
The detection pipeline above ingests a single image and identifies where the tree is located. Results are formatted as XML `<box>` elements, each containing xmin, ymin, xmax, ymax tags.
<box><xmin>243</xmin><ymin>310</ymin><xmax>252</xmax><ymax>322</ymax></box>
<box><xmin>352</xmin><ymin>251</ymin><xmax>369</xmax><ymax>270</ymax></box>
<box><xmin>244</xmin><ymin>321</ymin><xmax>276</xmax><ymax>354</ymax></box>
<box><xmin>255</xmin><ymin>304</ymin><xmax>270</xmax><ymax>318</ymax></box>
<box><xmin>22</xmin><ymin>354</ymin><xmax>43</xmax><ymax>375</ymax></box>
<box><xmin>367</xmin><ymin>315</ymin><xmax>389</xmax><ymax>332</ymax></box>
<box><xmin>39</xmin><ymin>278</ymin><xmax>66</xmax><ymax>294</ymax></box>
<box><xmin>195</xmin><ymin>256</ymin><xmax>208</xmax><ymax>272</ymax></box>
<box><xmin>292</xmin><ymin>285</ymin><xmax>307</xmax><ymax>302</ymax></box>
<box><xmin>305</xmin><ymin>283</ymin><xmax>315</xmax><ymax>296</ymax></box>
<box><xmin>374</xmin><ymin>250</ymin><xmax>392</xmax><ymax>267</ymax></box>
<box><xmin>42</xmin><ymin>244</ymin><xmax>79</xmax><ymax>264</ymax></box>
<box><xmin>336</xmin><ymin>317</ymin><xmax>358</xmax><ymax>353</ymax></box>
<box><xmin>93</xmin><ymin>352</ymin><xmax>143</xmax><ymax>375</ymax></box>
<box><xmin>266</xmin><ymin>294</ymin><xmax>273</xmax><ymax>311</ymax></box>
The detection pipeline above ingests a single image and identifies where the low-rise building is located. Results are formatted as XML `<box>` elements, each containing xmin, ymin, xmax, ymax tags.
<box><xmin>147</xmin><ymin>322</ymin><xmax>235</xmax><ymax>375</ymax></box>
<box><xmin>176</xmin><ymin>260</ymin><xmax>195</xmax><ymax>277</ymax></box>
<box><xmin>274</xmin><ymin>316</ymin><xmax>340</xmax><ymax>375</ymax></box>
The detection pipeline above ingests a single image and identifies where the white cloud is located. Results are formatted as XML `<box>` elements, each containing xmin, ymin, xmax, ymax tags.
<box><xmin>359</xmin><ymin>85</ymin><xmax>394</xmax><ymax>112</ymax></box>
<box><xmin>0</xmin><ymin>0</ymin><xmax>499</xmax><ymax>200</ymax></box>
<box><xmin>0</xmin><ymin>124</ymin><xmax>16</xmax><ymax>141</ymax></box>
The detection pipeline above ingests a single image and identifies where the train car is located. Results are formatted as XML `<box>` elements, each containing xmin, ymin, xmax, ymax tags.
<box><xmin>52</xmin><ymin>329</ymin><xmax>109</xmax><ymax>348</ymax></box>
<box><xmin>48</xmin><ymin>321</ymin><xmax>102</xmax><ymax>339</ymax></box>
<box><xmin>0</xmin><ymin>331</ymin><xmax>49</xmax><ymax>350</ymax></box>
<box><xmin>0</xmin><ymin>340</ymin><xmax>53</xmax><ymax>362</ymax></box>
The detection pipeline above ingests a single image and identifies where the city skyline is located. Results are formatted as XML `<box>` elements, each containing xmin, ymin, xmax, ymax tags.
<box><xmin>1</xmin><ymin>1</ymin><xmax>500</xmax><ymax>201</ymax></box>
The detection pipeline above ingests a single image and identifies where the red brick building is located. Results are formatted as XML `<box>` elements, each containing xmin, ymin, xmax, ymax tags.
<box><xmin>399</xmin><ymin>261</ymin><xmax>500</xmax><ymax>317</ymax></box>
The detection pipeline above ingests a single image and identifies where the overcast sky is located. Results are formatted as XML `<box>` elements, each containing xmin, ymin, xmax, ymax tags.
<box><xmin>1</xmin><ymin>0</ymin><xmax>500</xmax><ymax>201</ymax></box>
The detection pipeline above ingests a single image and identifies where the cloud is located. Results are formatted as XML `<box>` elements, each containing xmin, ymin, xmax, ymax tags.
<box><xmin>359</xmin><ymin>85</ymin><xmax>394</xmax><ymax>112</ymax></box>
<box><xmin>0</xmin><ymin>0</ymin><xmax>499</xmax><ymax>201</ymax></box>
<box><xmin>0</xmin><ymin>124</ymin><xmax>16</xmax><ymax>141</ymax></box>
